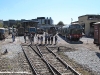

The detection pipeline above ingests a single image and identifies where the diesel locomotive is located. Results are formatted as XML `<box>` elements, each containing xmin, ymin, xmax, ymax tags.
<box><xmin>58</xmin><ymin>23</ymin><xmax>83</xmax><ymax>41</ymax></box>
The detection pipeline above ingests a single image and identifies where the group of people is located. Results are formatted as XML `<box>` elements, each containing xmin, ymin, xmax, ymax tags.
<box><xmin>24</xmin><ymin>32</ymin><xmax>58</xmax><ymax>45</ymax></box>
<box><xmin>44</xmin><ymin>32</ymin><xmax>58</xmax><ymax>45</ymax></box>
<box><xmin>37</xmin><ymin>34</ymin><xmax>58</xmax><ymax>45</ymax></box>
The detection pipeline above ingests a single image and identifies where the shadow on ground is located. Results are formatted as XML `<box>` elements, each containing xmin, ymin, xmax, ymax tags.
<box><xmin>96</xmin><ymin>52</ymin><xmax>100</xmax><ymax>59</ymax></box>
<box><xmin>58</xmin><ymin>34</ymin><xmax>83</xmax><ymax>44</ymax></box>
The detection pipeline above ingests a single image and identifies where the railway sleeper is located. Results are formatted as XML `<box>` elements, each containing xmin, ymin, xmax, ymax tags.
<box><xmin>28</xmin><ymin>46</ymin><xmax>55</xmax><ymax>75</ymax></box>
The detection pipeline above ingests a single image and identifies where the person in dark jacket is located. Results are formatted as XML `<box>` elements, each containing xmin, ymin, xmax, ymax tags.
<box><xmin>40</xmin><ymin>36</ymin><xmax>43</xmax><ymax>45</ymax></box>
<box><xmin>55</xmin><ymin>35</ymin><xmax>58</xmax><ymax>45</ymax></box>
<box><xmin>37</xmin><ymin>35</ymin><xmax>40</xmax><ymax>44</ymax></box>
<box><xmin>48</xmin><ymin>35</ymin><xmax>50</xmax><ymax>45</ymax></box>
<box><xmin>51</xmin><ymin>36</ymin><xmax>53</xmax><ymax>45</ymax></box>
<box><xmin>30</xmin><ymin>33</ymin><xmax>33</xmax><ymax>45</ymax></box>
<box><xmin>12</xmin><ymin>32</ymin><xmax>15</xmax><ymax>42</ymax></box>
<box><xmin>45</xmin><ymin>35</ymin><xmax>47</xmax><ymax>45</ymax></box>
<box><xmin>24</xmin><ymin>33</ymin><xmax>26</xmax><ymax>43</ymax></box>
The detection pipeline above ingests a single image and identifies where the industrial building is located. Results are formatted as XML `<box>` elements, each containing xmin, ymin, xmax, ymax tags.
<box><xmin>78</xmin><ymin>14</ymin><xmax>100</xmax><ymax>36</ymax></box>
<box><xmin>36</xmin><ymin>17</ymin><xmax>53</xmax><ymax>25</ymax></box>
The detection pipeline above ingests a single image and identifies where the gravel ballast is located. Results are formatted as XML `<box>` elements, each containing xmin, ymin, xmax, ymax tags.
<box><xmin>65</xmin><ymin>48</ymin><xmax>100</xmax><ymax>74</ymax></box>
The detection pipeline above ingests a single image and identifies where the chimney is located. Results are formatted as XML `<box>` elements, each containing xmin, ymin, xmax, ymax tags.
<box><xmin>47</xmin><ymin>17</ymin><xmax>48</xmax><ymax>24</ymax></box>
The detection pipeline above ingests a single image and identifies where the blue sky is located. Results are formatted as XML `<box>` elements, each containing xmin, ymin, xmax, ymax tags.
<box><xmin>0</xmin><ymin>0</ymin><xmax>100</xmax><ymax>24</ymax></box>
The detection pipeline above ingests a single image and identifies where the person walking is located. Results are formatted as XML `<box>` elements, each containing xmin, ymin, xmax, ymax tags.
<box><xmin>24</xmin><ymin>33</ymin><xmax>26</xmax><ymax>43</ymax></box>
<box><xmin>41</xmin><ymin>36</ymin><xmax>43</xmax><ymax>45</ymax></box>
<box><xmin>51</xmin><ymin>36</ymin><xmax>53</xmax><ymax>45</ymax></box>
<box><xmin>30</xmin><ymin>33</ymin><xmax>33</xmax><ymax>45</ymax></box>
<box><xmin>45</xmin><ymin>32</ymin><xmax>48</xmax><ymax>44</ymax></box>
<box><xmin>32</xmin><ymin>34</ymin><xmax>34</xmax><ymax>44</ymax></box>
<box><xmin>45</xmin><ymin>35</ymin><xmax>47</xmax><ymax>45</ymax></box>
<box><xmin>12</xmin><ymin>32</ymin><xmax>15</xmax><ymax>42</ymax></box>
<box><xmin>48</xmin><ymin>35</ymin><xmax>50</xmax><ymax>45</ymax></box>
<box><xmin>37</xmin><ymin>35</ymin><xmax>40</xmax><ymax>44</ymax></box>
<box><xmin>55</xmin><ymin>35</ymin><xmax>58</xmax><ymax>45</ymax></box>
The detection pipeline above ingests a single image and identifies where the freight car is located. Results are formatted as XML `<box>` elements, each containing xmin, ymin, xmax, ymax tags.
<box><xmin>93</xmin><ymin>22</ymin><xmax>100</xmax><ymax>45</ymax></box>
<box><xmin>59</xmin><ymin>23</ymin><xmax>83</xmax><ymax>41</ymax></box>
<box><xmin>0</xmin><ymin>28</ymin><xmax>8</xmax><ymax>40</ymax></box>
<box><xmin>18</xmin><ymin>27</ymin><xmax>24</xmax><ymax>36</ymax></box>
<box><xmin>48</xmin><ymin>27</ymin><xmax>57</xmax><ymax>36</ymax></box>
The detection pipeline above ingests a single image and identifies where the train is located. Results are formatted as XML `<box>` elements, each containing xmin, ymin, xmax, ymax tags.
<box><xmin>8</xmin><ymin>27</ymin><xmax>16</xmax><ymax>34</ymax></box>
<box><xmin>58</xmin><ymin>23</ymin><xmax>83</xmax><ymax>41</ymax></box>
<box><xmin>28</xmin><ymin>27</ymin><xmax>36</xmax><ymax>35</ymax></box>
<box><xmin>17</xmin><ymin>27</ymin><xmax>24</xmax><ymax>36</ymax></box>
<box><xmin>37</xmin><ymin>28</ymin><xmax>44</xmax><ymax>34</ymax></box>
<box><xmin>17</xmin><ymin>27</ymin><xmax>37</xmax><ymax>36</ymax></box>
<box><xmin>17</xmin><ymin>26</ymin><xmax>57</xmax><ymax>36</ymax></box>
<box><xmin>0</xmin><ymin>28</ymin><xmax>8</xmax><ymax>40</ymax></box>
<box><xmin>47</xmin><ymin>27</ymin><xmax>57</xmax><ymax>36</ymax></box>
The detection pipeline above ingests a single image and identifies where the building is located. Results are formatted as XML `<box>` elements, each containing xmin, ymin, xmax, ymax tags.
<box><xmin>0</xmin><ymin>20</ymin><xmax>3</xmax><ymax>24</ymax></box>
<box><xmin>3</xmin><ymin>21</ymin><xmax>8</xmax><ymax>27</ymax></box>
<box><xmin>8</xmin><ymin>19</ymin><xmax>16</xmax><ymax>27</ymax></box>
<box><xmin>78</xmin><ymin>14</ymin><xmax>100</xmax><ymax>36</ymax></box>
<box><xmin>37</xmin><ymin>17</ymin><xmax>53</xmax><ymax>25</ymax></box>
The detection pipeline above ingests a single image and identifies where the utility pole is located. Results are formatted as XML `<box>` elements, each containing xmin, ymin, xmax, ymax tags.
<box><xmin>71</xmin><ymin>18</ymin><xmax>73</xmax><ymax>24</ymax></box>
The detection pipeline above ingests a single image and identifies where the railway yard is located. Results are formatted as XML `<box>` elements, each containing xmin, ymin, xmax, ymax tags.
<box><xmin>0</xmin><ymin>33</ymin><xmax>100</xmax><ymax>75</ymax></box>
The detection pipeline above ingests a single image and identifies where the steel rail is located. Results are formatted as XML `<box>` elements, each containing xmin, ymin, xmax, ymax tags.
<box><xmin>46</xmin><ymin>46</ymin><xmax>81</xmax><ymax>75</ymax></box>
<box><xmin>29</xmin><ymin>45</ymin><xmax>56</xmax><ymax>75</ymax></box>
<box><xmin>36</xmin><ymin>45</ymin><xmax>65</xmax><ymax>75</ymax></box>
<box><xmin>21</xmin><ymin>45</ymin><xmax>38</xmax><ymax>75</ymax></box>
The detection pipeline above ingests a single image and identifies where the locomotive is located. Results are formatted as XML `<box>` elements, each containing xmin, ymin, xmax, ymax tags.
<box><xmin>37</xmin><ymin>28</ymin><xmax>44</xmax><ymax>34</ymax></box>
<box><xmin>0</xmin><ymin>28</ymin><xmax>8</xmax><ymax>40</ymax></box>
<box><xmin>58</xmin><ymin>23</ymin><xmax>83</xmax><ymax>41</ymax></box>
<box><xmin>8</xmin><ymin>27</ymin><xmax>16</xmax><ymax>34</ymax></box>
<box><xmin>48</xmin><ymin>27</ymin><xmax>57</xmax><ymax>36</ymax></box>
<box><xmin>28</xmin><ymin>27</ymin><xmax>36</xmax><ymax>36</ymax></box>
<box><xmin>17</xmin><ymin>27</ymin><xmax>24</xmax><ymax>36</ymax></box>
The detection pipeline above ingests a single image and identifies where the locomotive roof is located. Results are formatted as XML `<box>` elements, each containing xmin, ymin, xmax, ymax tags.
<box><xmin>0</xmin><ymin>28</ymin><xmax>5</xmax><ymax>29</ymax></box>
<box><xmin>62</xmin><ymin>24</ymin><xmax>80</xmax><ymax>28</ymax></box>
<box><xmin>94</xmin><ymin>22</ymin><xmax>100</xmax><ymax>24</ymax></box>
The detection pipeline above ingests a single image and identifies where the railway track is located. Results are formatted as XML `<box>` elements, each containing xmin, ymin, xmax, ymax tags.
<box><xmin>21</xmin><ymin>45</ymin><xmax>55</xmax><ymax>75</ymax></box>
<box><xmin>21</xmin><ymin>44</ymin><xmax>81</xmax><ymax>75</ymax></box>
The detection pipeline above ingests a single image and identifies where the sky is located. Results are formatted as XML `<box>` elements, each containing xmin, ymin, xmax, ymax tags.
<box><xmin>0</xmin><ymin>0</ymin><xmax>100</xmax><ymax>24</ymax></box>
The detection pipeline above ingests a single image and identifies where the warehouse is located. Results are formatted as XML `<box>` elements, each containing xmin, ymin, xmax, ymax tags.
<box><xmin>78</xmin><ymin>14</ymin><xmax>100</xmax><ymax>37</ymax></box>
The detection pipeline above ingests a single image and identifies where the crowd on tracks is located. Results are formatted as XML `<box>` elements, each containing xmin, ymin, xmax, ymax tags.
<box><xmin>24</xmin><ymin>32</ymin><xmax>58</xmax><ymax>45</ymax></box>
<box><xmin>10</xmin><ymin>31</ymin><xmax>58</xmax><ymax>45</ymax></box>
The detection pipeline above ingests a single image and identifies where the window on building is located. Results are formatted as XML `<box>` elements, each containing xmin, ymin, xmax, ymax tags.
<box><xmin>88</xmin><ymin>16</ymin><xmax>94</xmax><ymax>20</ymax></box>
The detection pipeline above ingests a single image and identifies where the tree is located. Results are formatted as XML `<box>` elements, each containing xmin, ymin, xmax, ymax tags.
<box><xmin>13</xmin><ymin>25</ymin><xmax>17</xmax><ymax>28</ymax></box>
<box><xmin>16</xmin><ymin>23</ymin><xmax>22</xmax><ymax>29</ymax></box>
<box><xmin>57</xmin><ymin>21</ymin><xmax>64</xmax><ymax>26</ymax></box>
<box><xmin>3</xmin><ymin>25</ymin><xmax>8</xmax><ymax>28</ymax></box>
<box><xmin>0</xmin><ymin>23</ymin><xmax>3</xmax><ymax>28</ymax></box>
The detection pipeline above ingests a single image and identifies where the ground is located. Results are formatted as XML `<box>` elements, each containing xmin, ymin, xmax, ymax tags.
<box><xmin>57</xmin><ymin>35</ymin><xmax>100</xmax><ymax>75</ymax></box>
<box><xmin>0</xmin><ymin>35</ymin><xmax>32</xmax><ymax>75</ymax></box>
<box><xmin>0</xmin><ymin>34</ymin><xmax>100</xmax><ymax>75</ymax></box>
